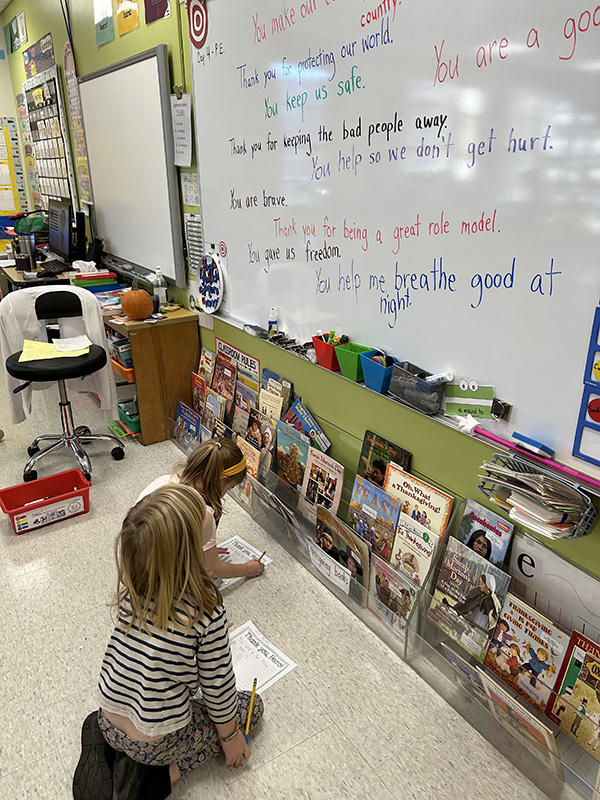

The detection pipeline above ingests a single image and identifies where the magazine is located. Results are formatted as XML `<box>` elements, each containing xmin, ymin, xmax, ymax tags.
<box><xmin>357</xmin><ymin>429</ymin><xmax>412</xmax><ymax>488</ymax></box>
<box><xmin>191</xmin><ymin>371</ymin><xmax>206</xmax><ymax>414</ymax></box>
<box><xmin>316</xmin><ymin>507</ymin><xmax>370</xmax><ymax>605</ymax></box>
<box><xmin>480</xmin><ymin>672</ymin><xmax>564</xmax><ymax>779</ymax></box>
<box><xmin>346</xmin><ymin>475</ymin><xmax>401</xmax><ymax>561</ymax></box>
<box><xmin>211</xmin><ymin>349</ymin><xmax>237</xmax><ymax>418</ymax></box>
<box><xmin>173</xmin><ymin>401</ymin><xmax>201</xmax><ymax>453</ymax></box>
<box><xmin>235</xmin><ymin>435</ymin><xmax>260</xmax><ymax>478</ymax></box>
<box><xmin>456</xmin><ymin>498</ymin><xmax>514</xmax><ymax>568</ymax></box>
<box><xmin>369</xmin><ymin>553</ymin><xmax>417</xmax><ymax>638</ymax></box>
<box><xmin>483</xmin><ymin>593</ymin><xmax>568</xmax><ymax>714</ymax></box>
<box><xmin>547</xmin><ymin>630</ymin><xmax>600</xmax><ymax>761</ymax></box>
<box><xmin>283</xmin><ymin>398</ymin><xmax>331</xmax><ymax>452</ymax></box>
<box><xmin>199</xmin><ymin>346</ymin><xmax>216</xmax><ymax>387</ymax></box>
<box><xmin>384</xmin><ymin>462</ymin><xmax>453</xmax><ymax>538</ymax></box>
<box><xmin>301</xmin><ymin>447</ymin><xmax>344</xmax><ymax>515</ymax></box>
<box><xmin>389</xmin><ymin>512</ymin><xmax>440</xmax><ymax>587</ymax></box>
<box><xmin>275</xmin><ymin>420</ymin><xmax>310</xmax><ymax>491</ymax></box>
<box><xmin>427</xmin><ymin>537</ymin><xmax>511</xmax><ymax>662</ymax></box>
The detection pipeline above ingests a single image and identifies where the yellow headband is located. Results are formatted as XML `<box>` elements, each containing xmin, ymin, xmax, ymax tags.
<box><xmin>222</xmin><ymin>455</ymin><xmax>247</xmax><ymax>477</ymax></box>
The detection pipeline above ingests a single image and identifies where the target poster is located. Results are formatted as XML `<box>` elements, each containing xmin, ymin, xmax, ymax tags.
<box><xmin>188</xmin><ymin>0</ymin><xmax>208</xmax><ymax>48</ymax></box>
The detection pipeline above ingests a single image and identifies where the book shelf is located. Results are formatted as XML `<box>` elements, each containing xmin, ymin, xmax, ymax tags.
<box><xmin>227</xmin><ymin>469</ymin><xmax>600</xmax><ymax>800</ymax></box>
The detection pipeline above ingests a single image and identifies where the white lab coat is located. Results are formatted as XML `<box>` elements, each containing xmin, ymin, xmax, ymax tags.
<box><xmin>0</xmin><ymin>285</ymin><xmax>118</xmax><ymax>424</ymax></box>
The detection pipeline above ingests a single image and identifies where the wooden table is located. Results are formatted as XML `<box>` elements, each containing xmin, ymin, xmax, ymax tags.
<box><xmin>0</xmin><ymin>263</ymin><xmax>73</xmax><ymax>294</ymax></box>
<box><xmin>105</xmin><ymin>309</ymin><xmax>200</xmax><ymax>445</ymax></box>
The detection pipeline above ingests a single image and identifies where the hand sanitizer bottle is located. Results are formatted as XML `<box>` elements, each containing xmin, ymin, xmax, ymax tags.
<box><xmin>151</xmin><ymin>266</ymin><xmax>168</xmax><ymax>307</ymax></box>
<box><xmin>268</xmin><ymin>307</ymin><xmax>278</xmax><ymax>338</ymax></box>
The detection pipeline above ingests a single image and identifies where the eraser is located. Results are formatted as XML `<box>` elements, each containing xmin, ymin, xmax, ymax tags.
<box><xmin>511</xmin><ymin>431</ymin><xmax>555</xmax><ymax>458</ymax></box>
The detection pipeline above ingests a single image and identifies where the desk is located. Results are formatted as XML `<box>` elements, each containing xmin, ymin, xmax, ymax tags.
<box><xmin>0</xmin><ymin>263</ymin><xmax>73</xmax><ymax>294</ymax></box>
<box><xmin>105</xmin><ymin>309</ymin><xmax>200</xmax><ymax>445</ymax></box>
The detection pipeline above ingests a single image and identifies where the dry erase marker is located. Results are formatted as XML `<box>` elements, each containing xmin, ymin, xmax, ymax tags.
<box><xmin>424</xmin><ymin>371</ymin><xmax>453</xmax><ymax>385</ymax></box>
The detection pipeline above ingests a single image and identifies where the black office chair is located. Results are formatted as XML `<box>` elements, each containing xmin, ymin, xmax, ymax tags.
<box><xmin>5</xmin><ymin>290</ymin><xmax>125</xmax><ymax>481</ymax></box>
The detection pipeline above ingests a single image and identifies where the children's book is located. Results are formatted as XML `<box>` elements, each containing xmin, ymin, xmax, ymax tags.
<box><xmin>357</xmin><ymin>429</ymin><xmax>412</xmax><ymax>488</ymax></box>
<box><xmin>427</xmin><ymin>537</ymin><xmax>511</xmax><ymax>662</ymax></box>
<box><xmin>210</xmin><ymin>419</ymin><xmax>235</xmax><ymax>440</ymax></box>
<box><xmin>456</xmin><ymin>498</ymin><xmax>514</xmax><ymax>568</ymax></box>
<box><xmin>173</xmin><ymin>401</ymin><xmax>201</xmax><ymax>453</ymax></box>
<box><xmin>261</xmin><ymin>367</ymin><xmax>293</xmax><ymax>414</ymax></box>
<box><xmin>547</xmin><ymin>630</ymin><xmax>600</xmax><ymax>762</ymax></box>
<box><xmin>235</xmin><ymin>435</ymin><xmax>260</xmax><ymax>478</ymax></box>
<box><xmin>191</xmin><ymin>371</ymin><xmax>206</xmax><ymax>415</ymax></box>
<box><xmin>232</xmin><ymin>405</ymin><xmax>250</xmax><ymax>437</ymax></box>
<box><xmin>316</xmin><ymin>507</ymin><xmax>370</xmax><ymax>605</ymax></box>
<box><xmin>216</xmin><ymin>339</ymin><xmax>260</xmax><ymax>413</ymax></box>
<box><xmin>203</xmin><ymin>387</ymin><xmax>226</xmax><ymax>425</ymax></box>
<box><xmin>211</xmin><ymin>350</ymin><xmax>237</xmax><ymax>417</ymax></box>
<box><xmin>199</xmin><ymin>346</ymin><xmax>216</xmax><ymax>388</ymax></box>
<box><xmin>275</xmin><ymin>420</ymin><xmax>310</xmax><ymax>491</ymax></box>
<box><xmin>301</xmin><ymin>447</ymin><xmax>344</xmax><ymax>516</ymax></box>
<box><xmin>384</xmin><ymin>462</ymin><xmax>453</xmax><ymax>538</ymax></box>
<box><xmin>259</xmin><ymin>387</ymin><xmax>284</xmax><ymax>421</ymax></box>
<box><xmin>346</xmin><ymin>475</ymin><xmax>401</xmax><ymax>562</ymax></box>
<box><xmin>389</xmin><ymin>512</ymin><xmax>440</xmax><ymax>587</ymax></box>
<box><xmin>369</xmin><ymin>553</ymin><xmax>417</xmax><ymax>638</ymax></box>
<box><xmin>483</xmin><ymin>593</ymin><xmax>568</xmax><ymax>714</ymax></box>
<box><xmin>439</xmin><ymin>643</ymin><xmax>487</xmax><ymax>704</ymax></box>
<box><xmin>283</xmin><ymin>398</ymin><xmax>331</xmax><ymax>452</ymax></box>
<box><xmin>480</xmin><ymin>672</ymin><xmax>564</xmax><ymax>780</ymax></box>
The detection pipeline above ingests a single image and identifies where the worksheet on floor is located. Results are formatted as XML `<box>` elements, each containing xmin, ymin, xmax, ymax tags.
<box><xmin>229</xmin><ymin>621</ymin><xmax>297</xmax><ymax>693</ymax></box>
<box><xmin>218</xmin><ymin>535</ymin><xmax>273</xmax><ymax>591</ymax></box>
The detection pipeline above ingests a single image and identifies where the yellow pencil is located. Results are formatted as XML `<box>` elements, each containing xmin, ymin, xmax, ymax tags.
<box><xmin>244</xmin><ymin>677</ymin><xmax>258</xmax><ymax>741</ymax></box>
<box><xmin>258</xmin><ymin>550</ymin><xmax>267</xmax><ymax>563</ymax></box>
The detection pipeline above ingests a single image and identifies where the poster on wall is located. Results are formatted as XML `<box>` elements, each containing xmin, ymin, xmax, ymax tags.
<box><xmin>22</xmin><ymin>33</ymin><xmax>55</xmax><ymax>80</ymax></box>
<box><xmin>117</xmin><ymin>0</ymin><xmax>140</xmax><ymax>35</ymax></box>
<box><xmin>94</xmin><ymin>0</ymin><xmax>115</xmax><ymax>46</ymax></box>
<box><xmin>3</xmin><ymin>11</ymin><xmax>26</xmax><ymax>53</ymax></box>
<box><xmin>63</xmin><ymin>43</ymin><xmax>93</xmax><ymax>205</ymax></box>
<box><xmin>15</xmin><ymin>92</ymin><xmax>42</xmax><ymax>209</ymax></box>
<box><xmin>145</xmin><ymin>0</ymin><xmax>170</xmax><ymax>24</ymax></box>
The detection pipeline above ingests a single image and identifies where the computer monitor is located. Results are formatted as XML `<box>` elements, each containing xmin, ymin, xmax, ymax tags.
<box><xmin>47</xmin><ymin>198</ymin><xmax>73</xmax><ymax>261</ymax></box>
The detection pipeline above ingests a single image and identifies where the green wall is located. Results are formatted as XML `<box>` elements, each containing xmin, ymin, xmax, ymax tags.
<box><xmin>3</xmin><ymin>1</ymin><xmax>599</xmax><ymax>578</ymax></box>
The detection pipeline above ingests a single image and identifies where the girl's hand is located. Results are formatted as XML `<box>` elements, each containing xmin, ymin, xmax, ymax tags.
<box><xmin>217</xmin><ymin>546</ymin><xmax>230</xmax><ymax>555</ymax></box>
<box><xmin>222</xmin><ymin>730</ymin><xmax>250</xmax><ymax>767</ymax></box>
<box><xmin>244</xmin><ymin>559</ymin><xmax>265</xmax><ymax>577</ymax></box>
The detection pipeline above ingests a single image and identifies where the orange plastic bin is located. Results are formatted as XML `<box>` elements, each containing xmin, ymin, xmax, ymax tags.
<box><xmin>0</xmin><ymin>469</ymin><xmax>91</xmax><ymax>534</ymax></box>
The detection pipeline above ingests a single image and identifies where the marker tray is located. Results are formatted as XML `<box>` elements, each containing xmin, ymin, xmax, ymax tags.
<box><xmin>0</xmin><ymin>469</ymin><xmax>91</xmax><ymax>535</ymax></box>
<box><xmin>360</xmin><ymin>349</ymin><xmax>396</xmax><ymax>394</ymax></box>
<box><xmin>335</xmin><ymin>342</ymin><xmax>372</xmax><ymax>382</ymax></box>
<box><xmin>312</xmin><ymin>335</ymin><xmax>341</xmax><ymax>371</ymax></box>
<box><xmin>388</xmin><ymin>362</ymin><xmax>445</xmax><ymax>416</ymax></box>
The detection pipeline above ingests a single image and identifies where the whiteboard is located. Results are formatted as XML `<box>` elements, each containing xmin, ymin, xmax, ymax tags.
<box><xmin>191</xmin><ymin>1</ymin><xmax>600</xmax><ymax>477</ymax></box>
<box><xmin>79</xmin><ymin>46</ymin><xmax>186</xmax><ymax>287</ymax></box>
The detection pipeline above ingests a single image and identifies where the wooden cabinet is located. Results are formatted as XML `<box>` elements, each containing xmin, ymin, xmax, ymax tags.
<box><xmin>105</xmin><ymin>309</ymin><xmax>200</xmax><ymax>445</ymax></box>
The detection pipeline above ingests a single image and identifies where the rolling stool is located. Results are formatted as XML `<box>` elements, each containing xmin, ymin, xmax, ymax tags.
<box><xmin>5</xmin><ymin>291</ymin><xmax>125</xmax><ymax>481</ymax></box>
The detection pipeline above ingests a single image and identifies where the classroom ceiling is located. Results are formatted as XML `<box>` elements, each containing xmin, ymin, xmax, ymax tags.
<box><xmin>0</xmin><ymin>2</ymin><xmax>11</xmax><ymax>12</ymax></box>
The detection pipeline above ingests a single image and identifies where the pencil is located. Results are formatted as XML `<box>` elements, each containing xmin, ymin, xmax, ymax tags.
<box><xmin>258</xmin><ymin>550</ymin><xmax>267</xmax><ymax>563</ymax></box>
<box><xmin>244</xmin><ymin>677</ymin><xmax>258</xmax><ymax>742</ymax></box>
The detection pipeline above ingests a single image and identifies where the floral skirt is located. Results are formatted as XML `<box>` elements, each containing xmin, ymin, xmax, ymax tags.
<box><xmin>98</xmin><ymin>691</ymin><xmax>263</xmax><ymax>775</ymax></box>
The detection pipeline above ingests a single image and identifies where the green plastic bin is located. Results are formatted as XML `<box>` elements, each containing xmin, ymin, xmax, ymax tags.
<box><xmin>335</xmin><ymin>343</ymin><xmax>373</xmax><ymax>382</ymax></box>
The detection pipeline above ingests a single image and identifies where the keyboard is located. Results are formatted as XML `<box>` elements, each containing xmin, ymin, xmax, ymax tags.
<box><xmin>36</xmin><ymin>260</ymin><xmax>72</xmax><ymax>277</ymax></box>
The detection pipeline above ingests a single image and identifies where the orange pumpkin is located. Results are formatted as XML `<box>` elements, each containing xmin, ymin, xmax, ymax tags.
<box><xmin>121</xmin><ymin>288</ymin><xmax>154</xmax><ymax>320</ymax></box>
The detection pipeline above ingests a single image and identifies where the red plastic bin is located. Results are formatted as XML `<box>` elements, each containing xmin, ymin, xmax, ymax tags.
<box><xmin>312</xmin><ymin>335</ymin><xmax>342</xmax><ymax>371</ymax></box>
<box><xmin>0</xmin><ymin>469</ymin><xmax>91</xmax><ymax>534</ymax></box>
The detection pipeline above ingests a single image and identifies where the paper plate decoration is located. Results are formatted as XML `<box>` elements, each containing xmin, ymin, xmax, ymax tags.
<box><xmin>196</xmin><ymin>254</ymin><xmax>223</xmax><ymax>313</ymax></box>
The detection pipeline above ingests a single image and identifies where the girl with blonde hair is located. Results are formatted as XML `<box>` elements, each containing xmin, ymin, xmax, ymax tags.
<box><xmin>136</xmin><ymin>438</ymin><xmax>264</xmax><ymax>579</ymax></box>
<box><xmin>96</xmin><ymin>484</ymin><xmax>264</xmax><ymax>789</ymax></box>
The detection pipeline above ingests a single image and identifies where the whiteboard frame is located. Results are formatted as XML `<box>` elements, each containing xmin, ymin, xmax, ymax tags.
<box><xmin>79</xmin><ymin>45</ymin><xmax>186</xmax><ymax>288</ymax></box>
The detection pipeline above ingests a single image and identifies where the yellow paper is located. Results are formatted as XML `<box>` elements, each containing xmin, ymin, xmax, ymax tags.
<box><xmin>18</xmin><ymin>339</ymin><xmax>90</xmax><ymax>362</ymax></box>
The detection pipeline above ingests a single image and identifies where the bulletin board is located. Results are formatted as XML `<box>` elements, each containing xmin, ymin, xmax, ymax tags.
<box><xmin>190</xmin><ymin>0</ymin><xmax>600</xmax><ymax>477</ymax></box>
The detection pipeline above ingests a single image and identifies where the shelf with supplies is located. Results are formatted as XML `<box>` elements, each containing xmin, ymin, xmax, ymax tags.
<box><xmin>478</xmin><ymin>453</ymin><xmax>598</xmax><ymax>541</ymax></box>
<box><xmin>104</xmin><ymin>308</ymin><xmax>200</xmax><ymax>445</ymax></box>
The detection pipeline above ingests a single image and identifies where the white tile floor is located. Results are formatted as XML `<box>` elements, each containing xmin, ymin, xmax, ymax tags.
<box><xmin>0</xmin><ymin>383</ymin><xmax>558</xmax><ymax>799</ymax></box>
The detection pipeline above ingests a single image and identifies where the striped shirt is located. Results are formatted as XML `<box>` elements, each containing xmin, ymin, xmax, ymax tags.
<box><xmin>98</xmin><ymin>599</ymin><xmax>238</xmax><ymax>737</ymax></box>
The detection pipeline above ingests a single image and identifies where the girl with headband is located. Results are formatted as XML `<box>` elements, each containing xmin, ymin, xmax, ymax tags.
<box><xmin>136</xmin><ymin>438</ymin><xmax>264</xmax><ymax>580</ymax></box>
